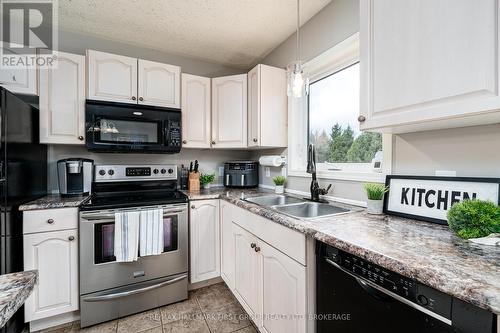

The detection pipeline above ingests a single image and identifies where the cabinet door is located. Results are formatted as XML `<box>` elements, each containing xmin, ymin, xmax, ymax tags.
<box><xmin>190</xmin><ymin>200</ymin><xmax>220</xmax><ymax>283</ymax></box>
<box><xmin>211</xmin><ymin>74</ymin><xmax>247</xmax><ymax>148</ymax></box>
<box><xmin>260</xmin><ymin>241</ymin><xmax>306</xmax><ymax>333</ymax></box>
<box><xmin>232</xmin><ymin>223</ymin><xmax>261</xmax><ymax>318</ymax></box>
<box><xmin>360</xmin><ymin>0</ymin><xmax>500</xmax><ymax>133</ymax></box>
<box><xmin>181</xmin><ymin>74</ymin><xmax>211</xmax><ymax>148</ymax></box>
<box><xmin>260</xmin><ymin>65</ymin><xmax>287</xmax><ymax>147</ymax></box>
<box><xmin>87</xmin><ymin>50</ymin><xmax>137</xmax><ymax>104</ymax></box>
<box><xmin>247</xmin><ymin>65</ymin><xmax>260</xmax><ymax>147</ymax></box>
<box><xmin>248</xmin><ymin>64</ymin><xmax>287</xmax><ymax>148</ymax></box>
<box><xmin>39</xmin><ymin>52</ymin><xmax>85</xmax><ymax>144</ymax></box>
<box><xmin>0</xmin><ymin>45</ymin><xmax>37</xmax><ymax>95</ymax></box>
<box><xmin>220</xmin><ymin>201</ymin><xmax>235</xmax><ymax>289</ymax></box>
<box><xmin>138</xmin><ymin>59</ymin><xmax>180</xmax><ymax>108</ymax></box>
<box><xmin>24</xmin><ymin>229</ymin><xmax>78</xmax><ymax>321</ymax></box>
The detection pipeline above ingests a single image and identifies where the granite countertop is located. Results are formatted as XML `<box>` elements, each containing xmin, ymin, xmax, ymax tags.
<box><xmin>19</xmin><ymin>194</ymin><xmax>90</xmax><ymax>211</ymax></box>
<box><xmin>0</xmin><ymin>271</ymin><xmax>37</xmax><ymax>328</ymax></box>
<box><xmin>186</xmin><ymin>187</ymin><xmax>500</xmax><ymax>314</ymax></box>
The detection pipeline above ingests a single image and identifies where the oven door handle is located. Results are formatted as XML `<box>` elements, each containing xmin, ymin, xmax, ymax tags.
<box><xmin>81</xmin><ymin>209</ymin><xmax>186</xmax><ymax>221</ymax></box>
<box><xmin>82</xmin><ymin>274</ymin><xmax>188</xmax><ymax>302</ymax></box>
<box><xmin>324</xmin><ymin>258</ymin><xmax>452</xmax><ymax>326</ymax></box>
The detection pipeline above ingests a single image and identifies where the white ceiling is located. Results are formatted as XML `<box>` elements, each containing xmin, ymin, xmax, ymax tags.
<box><xmin>59</xmin><ymin>0</ymin><xmax>331</xmax><ymax>68</ymax></box>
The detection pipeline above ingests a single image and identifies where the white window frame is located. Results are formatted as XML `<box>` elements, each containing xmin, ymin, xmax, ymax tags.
<box><xmin>288</xmin><ymin>33</ymin><xmax>392</xmax><ymax>183</ymax></box>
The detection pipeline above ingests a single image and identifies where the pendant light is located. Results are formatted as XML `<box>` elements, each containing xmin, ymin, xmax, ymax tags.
<box><xmin>287</xmin><ymin>0</ymin><xmax>308</xmax><ymax>98</ymax></box>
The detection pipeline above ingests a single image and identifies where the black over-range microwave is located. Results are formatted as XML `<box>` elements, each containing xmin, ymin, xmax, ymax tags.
<box><xmin>85</xmin><ymin>100</ymin><xmax>182</xmax><ymax>153</ymax></box>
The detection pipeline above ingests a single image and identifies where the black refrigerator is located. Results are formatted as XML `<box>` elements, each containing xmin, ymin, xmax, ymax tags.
<box><xmin>0</xmin><ymin>87</ymin><xmax>47</xmax><ymax>333</ymax></box>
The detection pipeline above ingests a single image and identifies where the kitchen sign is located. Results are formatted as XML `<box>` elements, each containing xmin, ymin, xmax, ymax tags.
<box><xmin>384</xmin><ymin>176</ymin><xmax>500</xmax><ymax>225</ymax></box>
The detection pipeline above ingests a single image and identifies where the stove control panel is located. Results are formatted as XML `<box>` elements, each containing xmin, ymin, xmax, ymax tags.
<box><xmin>95</xmin><ymin>165</ymin><xmax>177</xmax><ymax>182</ymax></box>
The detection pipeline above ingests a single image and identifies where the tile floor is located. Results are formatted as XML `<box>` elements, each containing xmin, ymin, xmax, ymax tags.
<box><xmin>35</xmin><ymin>283</ymin><xmax>257</xmax><ymax>333</ymax></box>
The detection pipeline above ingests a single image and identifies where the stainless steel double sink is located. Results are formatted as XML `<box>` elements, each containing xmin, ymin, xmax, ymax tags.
<box><xmin>244</xmin><ymin>194</ymin><xmax>351</xmax><ymax>219</ymax></box>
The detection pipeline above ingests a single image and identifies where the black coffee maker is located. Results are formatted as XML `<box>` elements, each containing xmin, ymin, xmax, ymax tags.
<box><xmin>57</xmin><ymin>158</ymin><xmax>94</xmax><ymax>196</ymax></box>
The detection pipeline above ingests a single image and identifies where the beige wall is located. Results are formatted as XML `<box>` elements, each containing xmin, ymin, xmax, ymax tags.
<box><xmin>260</xmin><ymin>0</ymin><xmax>500</xmax><ymax>203</ymax></box>
<box><xmin>59</xmin><ymin>30</ymin><xmax>243</xmax><ymax>77</ymax></box>
<box><xmin>49</xmin><ymin>30</ymin><xmax>249</xmax><ymax>193</ymax></box>
<box><xmin>259</xmin><ymin>0</ymin><xmax>364</xmax><ymax>201</ymax></box>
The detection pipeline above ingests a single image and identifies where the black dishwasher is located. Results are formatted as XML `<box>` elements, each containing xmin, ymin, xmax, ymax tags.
<box><xmin>316</xmin><ymin>242</ymin><xmax>496</xmax><ymax>333</ymax></box>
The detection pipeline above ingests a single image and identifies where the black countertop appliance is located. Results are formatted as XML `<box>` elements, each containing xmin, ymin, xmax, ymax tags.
<box><xmin>223</xmin><ymin>161</ymin><xmax>259</xmax><ymax>188</ymax></box>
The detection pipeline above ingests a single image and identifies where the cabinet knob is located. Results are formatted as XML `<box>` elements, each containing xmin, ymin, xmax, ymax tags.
<box><xmin>357</xmin><ymin>115</ymin><xmax>366</xmax><ymax>123</ymax></box>
<box><xmin>191</xmin><ymin>205</ymin><xmax>195</xmax><ymax>209</ymax></box>
<box><xmin>12</xmin><ymin>75</ymin><xmax>16</xmax><ymax>82</ymax></box>
<box><xmin>250</xmin><ymin>243</ymin><xmax>256</xmax><ymax>248</ymax></box>
<box><xmin>211</xmin><ymin>141</ymin><xmax>216</xmax><ymax>145</ymax></box>
<box><xmin>68</xmin><ymin>236</ymin><xmax>75</xmax><ymax>241</ymax></box>
<box><xmin>139</xmin><ymin>97</ymin><xmax>144</xmax><ymax>101</ymax></box>
<box><xmin>253</xmin><ymin>138</ymin><xmax>257</xmax><ymax>143</ymax></box>
<box><xmin>182</xmin><ymin>140</ymin><xmax>187</xmax><ymax>144</ymax></box>
<box><xmin>78</xmin><ymin>135</ymin><xmax>84</xmax><ymax>141</ymax></box>
<box><xmin>254</xmin><ymin>246</ymin><xmax>261</xmax><ymax>253</ymax></box>
<box><xmin>131</xmin><ymin>96</ymin><xmax>137</xmax><ymax>101</ymax></box>
<box><xmin>47</xmin><ymin>219</ymin><xmax>54</xmax><ymax>224</ymax></box>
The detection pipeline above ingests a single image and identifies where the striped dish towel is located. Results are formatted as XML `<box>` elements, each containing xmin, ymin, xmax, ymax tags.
<box><xmin>114</xmin><ymin>211</ymin><xmax>140</xmax><ymax>262</ymax></box>
<box><xmin>139</xmin><ymin>208</ymin><xmax>164</xmax><ymax>256</ymax></box>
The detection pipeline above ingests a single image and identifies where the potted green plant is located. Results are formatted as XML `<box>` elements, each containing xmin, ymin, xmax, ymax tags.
<box><xmin>447</xmin><ymin>199</ymin><xmax>500</xmax><ymax>244</ymax></box>
<box><xmin>199</xmin><ymin>173</ymin><xmax>215</xmax><ymax>189</ymax></box>
<box><xmin>273</xmin><ymin>176</ymin><xmax>286</xmax><ymax>194</ymax></box>
<box><xmin>363</xmin><ymin>183</ymin><xmax>389</xmax><ymax>215</ymax></box>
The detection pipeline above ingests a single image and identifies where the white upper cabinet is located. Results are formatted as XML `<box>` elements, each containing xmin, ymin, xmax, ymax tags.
<box><xmin>360</xmin><ymin>0</ymin><xmax>500</xmax><ymax>133</ymax></box>
<box><xmin>138</xmin><ymin>59</ymin><xmax>180</xmax><ymax>108</ymax></box>
<box><xmin>212</xmin><ymin>74</ymin><xmax>247</xmax><ymax>148</ymax></box>
<box><xmin>181</xmin><ymin>74</ymin><xmax>211</xmax><ymax>148</ymax></box>
<box><xmin>39</xmin><ymin>52</ymin><xmax>85</xmax><ymax>144</ymax></box>
<box><xmin>87</xmin><ymin>50</ymin><xmax>137</xmax><ymax>104</ymax></box>
<box><xmin>248</xmin><ymin>64</ymin><xmax>287</xmax><ymax>148</ymax></box>
<box><xmin>189</xmin><ymin>200</ymin><xmax>220</xmax><ymax>283</ymax></box>
<box><xmin>0</xmin><ymin>44</ymin><xmax>37</xmax><ymax>95</ymax></box>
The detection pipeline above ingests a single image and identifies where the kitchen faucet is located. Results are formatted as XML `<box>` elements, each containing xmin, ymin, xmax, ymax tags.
<box><xmin>306</xmin><ymin>144</ymin><xmax>332</xmax><ymax>202</ymax></box>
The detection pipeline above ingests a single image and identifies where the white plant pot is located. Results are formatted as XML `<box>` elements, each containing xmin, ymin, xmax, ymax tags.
<box><xmin>275</xmin><ymin>185</ymin><xmax>284</xmax><ymax>194</ymax></box>
<box><xmin>203</xmin><ymin>183</ymin><xmax>211</xmax><ymax>189</ymax></box>
<box><xmin>366</xmin><ymin>199</ymin><xmax>384</xmax><ymax>215</ymax></box>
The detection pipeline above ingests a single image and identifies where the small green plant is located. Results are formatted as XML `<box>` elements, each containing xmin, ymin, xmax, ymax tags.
<box><xmin>447</xmin><ymin>199</ymin><xmax>500</xmax><ymax>239</ymax></box>
<box><xmin>363</xmin><ymin>183</ymin><xmax>389</xmax><ymax>200</ymax></box>
<box><xmin>199</xmin><ymin>173</ymin><xmax>215</xmax><ymax>186</ymax></box>
<box><xmin>273</xmin><ymin>176</ymin><xmax>286</xmax><ymax>186</ymax></box>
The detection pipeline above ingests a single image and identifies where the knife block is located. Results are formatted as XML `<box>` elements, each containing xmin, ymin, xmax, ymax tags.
<box><xmin>188</xmin><ymin>171</ymin><xmax>200</xmax><ymax>192</ymax></box>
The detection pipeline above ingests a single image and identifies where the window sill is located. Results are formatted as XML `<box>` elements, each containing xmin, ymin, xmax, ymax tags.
<box><xmin>288</xmin><ymin>170</ymin><xmax>386</xmax><ymax>183</ymax></box>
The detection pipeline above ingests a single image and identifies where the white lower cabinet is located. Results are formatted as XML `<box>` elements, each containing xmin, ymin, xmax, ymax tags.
<box><xmin>189</xmin><ymin>199</ymin><xmax>220</xmax><ymax>283</ymax></box>
<box><xmin>232</xmin><ymin>223</ymin><xmax>262</xmax><ymax>319</ymax></box>
<box><xmin>220</xmin><ymin>200</ymin><xmax>235</xmax><ymax>289</ymax></box>
<box><xmin>23</xmin><ymin>228</ymin><xmax>79</xmax><ymax>322</ymax></box>
<box><xmin>260</xmin><ymin>241</ymin><xmax>306</xmax><ymax>333</ymax></box>
<box><xmin>222</xmin><ymin>203</ymin><xmax>309</xmax><ymax>333</ymax></box>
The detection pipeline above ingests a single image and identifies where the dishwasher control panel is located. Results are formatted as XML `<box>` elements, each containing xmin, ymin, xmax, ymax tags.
<box><xmin>323</xmin><ymin>244</ymin><xmax>452</xmax><ymax>320</ymax></box>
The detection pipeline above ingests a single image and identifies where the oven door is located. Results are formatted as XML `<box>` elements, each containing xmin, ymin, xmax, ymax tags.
<box><xmin>79</xmin><ymin>204</ymin><xmax>188</xmax><ymax>295</ymax></box>
<box><xmin>85</xmin><ymin>100</ymin><xmax>181</xmax><ymax>153</ymax></box>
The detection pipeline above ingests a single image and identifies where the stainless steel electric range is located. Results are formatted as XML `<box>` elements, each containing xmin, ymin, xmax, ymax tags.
<box><xmin>79</xmin><ymin>164</ymin><xmax>188</xmax><ymax>328</ymax></box>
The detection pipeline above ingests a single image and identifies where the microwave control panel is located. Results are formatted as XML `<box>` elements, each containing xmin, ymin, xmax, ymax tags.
<box><xmin>168</xmin><ymin>121</ymin><xmax>181</xmax><ymax>147</ymax></box>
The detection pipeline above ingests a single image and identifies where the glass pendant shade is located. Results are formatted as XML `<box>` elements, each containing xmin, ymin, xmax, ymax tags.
<box><xmin>287</xmin><ymin>62</ymin><xmax>308</xmax><ymax>98</ymax></box>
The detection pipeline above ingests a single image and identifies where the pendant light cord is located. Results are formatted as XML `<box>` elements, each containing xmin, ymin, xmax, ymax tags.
<box><xmin>296</xmin><ymin>0</ymin><xmax>300</xmax><ymax>64</ymax></box>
